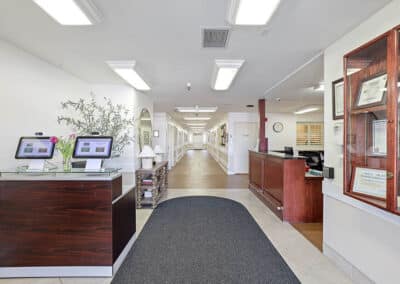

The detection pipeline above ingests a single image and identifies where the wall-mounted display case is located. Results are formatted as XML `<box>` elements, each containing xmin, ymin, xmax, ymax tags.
<box><xmin>343</xmin><ymin>26</ymin><xmax>400</xmax><ymax>214</ymax></box>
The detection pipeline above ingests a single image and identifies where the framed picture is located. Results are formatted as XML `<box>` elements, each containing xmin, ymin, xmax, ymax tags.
<box><xmin>332</xmin><ymin>78</ymin><xmax>344</xmax><ymax>120</ymax></box>
<box><xmin>371</xmin><ymin>120</ymin><xmax>387</xmax><ymax>156</ymax></box>
<box><xmin>351</xmin><ymin>167</ymin><xmax>386</xmax><ymax>199</ymax></box>
<box><xmin>355</xmin><ymin>73</ymin><xmax>387</xmax><ymax>109</ymax></box>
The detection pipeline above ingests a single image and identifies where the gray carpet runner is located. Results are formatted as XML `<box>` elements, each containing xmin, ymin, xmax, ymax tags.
<box><xmin>112</xmin><ymin>196</ymin><xmax>300</xmax><ymax>284</ymax></box>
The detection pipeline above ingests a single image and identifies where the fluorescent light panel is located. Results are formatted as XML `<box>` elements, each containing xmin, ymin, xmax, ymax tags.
<box><xmin>33</xmin><ymin>0</ymin><xmax>102</xmax><ymax>26</ymax></box>
<box><xmin>294</xmin><ymin>106</ymin><xmax>320</xmax><ymax>115</ymax></box>
<box><xmin>228</xmin><ymin>0</ymin><xmax>281</xmax><ymax>26</ymax></box>
<box><xmin>107</xmin><ymin>61</ymin><xmax>150</xmax><ymax>91</ymax></box>
<box><xmin>187</xmin><ymin>123</ymin><xmax>207</xmax><ymax>126</ymax></box>
<box><xmin>176</xmin><ymin>106</ymin><xmax>218</xmax><ymax>113</ymax></box>
<box><xmin>212</xmin><ymin>60</ymin><xmax>244</xmax><ymax>91</ymax></box>
<box><xmin>183</xmin><ymin>117</ymin><xmax>211</xmax><ymax>121</ymax></box>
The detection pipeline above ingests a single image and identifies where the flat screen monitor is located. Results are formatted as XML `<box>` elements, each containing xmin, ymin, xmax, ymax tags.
<box><xmin>284</xmin><ymin>146</ymin><xmax>294</xmax><ymax>155</ymax></box>
<box><xmin>15</xmin><ymin>137</ymin><xmax>55</xmax><ymax>159</ymax></box>
<box><xmin>73</xmin><ymin>136</ymin><xmax>113</xmax><ymax>159</ymax></box>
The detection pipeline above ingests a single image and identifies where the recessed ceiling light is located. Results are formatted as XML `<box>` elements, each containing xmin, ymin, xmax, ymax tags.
<box><xmin>187</xmin><ymin>123</ymin><xmax>207</xmax><ymax>126</ymax></box>
<box><xmin>294</xmin><ymin>106</ymin><xmax>320</xmax><ymax>115</ymax></box>
<box><xmin>212</xmin><ymin>60</ymin><xmax>244</xmax><ymax>91</ymax></box>
<box><xmin>176</xmin><ymin>106</ymin><xmax>218</xmax><ymax>113</ymax></box>
<box><xmin>183</xmin><ymin>117</ymin><xmax>211</xmax><ymax>121</ymax></box>
<box><xmin>33</xmin><ymin>0</ymin><xmax>102</xmax><ymax>26</ymax></box>
<box><xmin>227</xmin><ymin>0</ymin><xmax>281</xmax><ymax>26</ymax></box>
<box><xmin>107</xmin><ymin>61</ymin><xmax>150</xmax><ymax>91</ymax></box>
<box><xmin>313</xmin><ymin>83</ymin><xmax>325</xmax><ymax>92</ymax></box>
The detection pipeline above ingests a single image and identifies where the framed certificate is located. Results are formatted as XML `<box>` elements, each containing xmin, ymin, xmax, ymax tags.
<box><xmin>355</xmin><ymin>73</ymin><xmax>387</xmax><ymax>108</ymax></box>
<box><xmin>372</xmin><ymin>120</ymin><xmax>387</xmax><ymax>156</ymax></box>
<box><xmin>351</xmin><ymin>167</ymin><xmax>386</xmax><ymax>198</ymax></box>
<box><xmin>332</xmin><ymin>78</ymin><xmax>344</xmax><ymax>120</ymax></box>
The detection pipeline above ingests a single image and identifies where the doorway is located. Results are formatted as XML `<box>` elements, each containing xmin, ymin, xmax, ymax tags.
<box><xmin>233</xmin><ymin>122</ymin><xmax>258</xmax><ymax>174</ymax></box>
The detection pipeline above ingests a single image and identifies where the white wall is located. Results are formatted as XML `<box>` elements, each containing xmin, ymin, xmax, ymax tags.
<box><xmin>323</xmin><ymin>1</ymin><xmax>400</xmax><ymax>283</ymax></box>
<box><xmin>266</xmin><ymin>112</ymin><xmax>324</xmax><ymax>151</ymax></box>
<box><xmin>207</xmin><ymin>114</ymin><xmax>229</xmax><ymax>173</ymax></box>
<box><xmin>0</xmin><ymin>39</ymin><xmax>153</xmax><ymax>185</ymax></box>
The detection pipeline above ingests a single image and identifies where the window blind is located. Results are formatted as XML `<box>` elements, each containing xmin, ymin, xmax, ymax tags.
<box><xmin>296</xmin><ymin>122</ymin><xmax>324</xmax><ymax>146</ymax></box>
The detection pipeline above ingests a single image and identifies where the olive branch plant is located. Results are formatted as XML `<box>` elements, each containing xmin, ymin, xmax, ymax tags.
<box><xmin>57</xmin><ymin>96</ymin><xmax>136</xmax><ymax>157</ymax></box>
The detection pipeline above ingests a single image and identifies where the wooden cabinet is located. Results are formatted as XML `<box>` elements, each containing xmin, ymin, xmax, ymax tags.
<box><xmin>249</xmin><ymin>151</ymin><xmax>323</xmax><ymax>223</ymax></box>
<box><xmin>343</xmin><ymin>26</ymin><xmax>400</xmax><ymax>214</ymax></box>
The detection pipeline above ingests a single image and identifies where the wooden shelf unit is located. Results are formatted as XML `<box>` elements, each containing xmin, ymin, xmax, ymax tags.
<box><xmin>136</xmin><ymin>161</ymin><xmax>168</xmax><ymax>209</ymax></box>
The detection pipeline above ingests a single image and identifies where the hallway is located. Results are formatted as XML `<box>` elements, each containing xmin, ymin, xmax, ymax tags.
<box><xmin>168</xmin><ymin>150</ymin><xmax>248</xmax><ymax>189</ymax></box>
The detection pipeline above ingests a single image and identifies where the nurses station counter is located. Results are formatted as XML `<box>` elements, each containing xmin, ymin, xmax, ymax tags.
<box><xmin>0</xmin><ymin>168</ymin><xmax>136</xmax><ymax>278</ymax></box>
<box><xmin>249</xmin><ymin>150</ymin><xmax>323</xmax><ymax>223</ymax></box>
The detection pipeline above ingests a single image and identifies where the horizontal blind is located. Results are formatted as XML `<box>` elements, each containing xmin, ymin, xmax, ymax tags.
<box><xmin>296</xmin><ymin>122</ymin><xmax>323</xmax><ymax>146</ymax></box>
<box><xmin>296</xmin><ymin>123</ymin><xmax>309</xmax><ymax>145</ymax></box>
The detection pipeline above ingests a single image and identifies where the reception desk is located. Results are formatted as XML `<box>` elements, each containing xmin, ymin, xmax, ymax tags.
<box><xmin>0</xmin><ymin>170</ymin><xmax>136</xmax><ymax>278</ymax></box>
<box><xmin>249</xmin><ymin>150</ymin><xmax>323</xmax><ymax>223</ymax></box>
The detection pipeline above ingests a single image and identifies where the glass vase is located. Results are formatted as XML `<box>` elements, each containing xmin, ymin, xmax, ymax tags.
<box><xmin>63</xmin><ymin>157</ymin><xmax>72</xmax><ymax>172</ymax></box>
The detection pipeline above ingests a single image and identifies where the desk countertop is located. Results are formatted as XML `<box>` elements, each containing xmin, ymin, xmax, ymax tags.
<box><xmin>0</xmin><ymin>172</ymin><xmax>122</xmax><ymax>182</ymax></box>
<box><xmin>249</xmin><ymin>150</ymin><xmax>307</xmax><ymax>160</ymax></box>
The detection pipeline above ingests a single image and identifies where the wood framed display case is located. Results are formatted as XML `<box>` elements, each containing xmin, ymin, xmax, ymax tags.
<box><xmin>343</xmin><ymin>26</ymin><xmax>400</xmax><ymax>214</ymax></box>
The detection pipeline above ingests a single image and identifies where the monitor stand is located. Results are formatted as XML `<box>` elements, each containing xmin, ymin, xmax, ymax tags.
<box><xmin>27</xmin><ymin>160</ymin><xmax>45</xmax><ymax>172</ymax></box>
<box><xmin>85</xmin><ymin>159</ymin><xmax>102</xmax><ymax>171</ymax></box>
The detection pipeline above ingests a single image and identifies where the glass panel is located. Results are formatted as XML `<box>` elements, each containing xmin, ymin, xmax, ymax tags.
<box><xmin>345</xmin><ymin>36</ymin><xmax>388</xmax><ymax>208</ymax></box>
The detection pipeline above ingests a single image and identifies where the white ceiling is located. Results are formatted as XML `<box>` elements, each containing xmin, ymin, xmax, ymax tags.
<box><xmin>0</xmin><ymin>0</ymin><xmax>391</xmax><ymax>129</ymax></box>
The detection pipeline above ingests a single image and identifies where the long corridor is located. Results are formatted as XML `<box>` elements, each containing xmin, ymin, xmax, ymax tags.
<box><xmin>168</xmin><ymin>150</ymin><xmax>248</xmax><ymax>189</ymax></box>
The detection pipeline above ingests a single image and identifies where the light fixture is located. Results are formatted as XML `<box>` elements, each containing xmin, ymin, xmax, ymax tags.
<box><xmin>212</xmin><ymin>60</ymin><xmax>244</xmax><ymax>91</ymax></box>
<box><xmin>313</xmin><ymin>82</ymin><xmax>325</xmax><ymax>92</ymax></box>
<box><xmin>227</xmin><ymin>0</ymin><xmax>281</xmax><ymax>26</ymax></box>
<box><xmin>187</xmin><ymin>123</ymin><xmax>207</xmax><ymax>126</ymax></box>
<box><xmin>294</xmin><ymin>106</ymin><xmax>320</xmax><ymax>115</ymax></box>
<box><xmin>33</xmin><ymin>0</ymin><xmax>102</xmax><ymax>26</ymax></box>
<box><xmin>107</xmin><ymin>61</ymin><xmax>150</xmax><ymax>91</ymax></box>
<box><xmin>183</xmin><ymin>117</ymin><xmax>211</xmax><ymax>121</ymax></box>
<box><xmin>176</xmin><ymin>106</ymin><xmax>218</xmax><ymax>113</ymax></box>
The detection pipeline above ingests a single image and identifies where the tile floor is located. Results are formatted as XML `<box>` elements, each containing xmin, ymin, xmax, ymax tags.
<box><xmin>0</xmin><ymin>188</ymin><xmax>352</xmax><ymax>284</ymax></box>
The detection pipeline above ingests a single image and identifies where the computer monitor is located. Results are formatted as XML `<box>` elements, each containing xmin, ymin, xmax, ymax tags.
<box><xmin>284</xmin><ymin>146</ymin><xmax>294</xmax><ymax>156</ymax></box>
<box><xmin>15</xmin><ymin>137</ymin><xmax>55</xmax><ymax>159</ymax></box>
<box><xmin>73</xmin><ymin>136</ymin><xmax>113</xmax><ymax>171</ymax></box>
<box><xmin>73</xmin><ymin>136</ymin><xmax>113</xmax><ymax>159</ymax></box>
<box><xmin>15</xmin><ymin>137</ymin><xmax>56</xmax><ymax>171</ymax></box>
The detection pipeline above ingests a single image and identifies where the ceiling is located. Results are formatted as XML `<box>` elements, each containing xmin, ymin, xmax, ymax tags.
<box><xmin>0</xmin><ymin>0</ymin><xmax>391</xmax><ymax>130</ymax></box>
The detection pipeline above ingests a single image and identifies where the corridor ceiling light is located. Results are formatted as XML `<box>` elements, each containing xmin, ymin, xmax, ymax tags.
<box><xmin>33</xmin><ymin>0</ymin><xmax>102</xmax><ymax>26</ymax></box>
<box><xmin>183</xmin><ymin>117</ymin><xmax>211</xmax><ymax>121</ymax></box>
<box><xmin>212</xmin><ymin>60</ymin><xmax>244</xmax><ymax>91</ymax></box>
<box><xmin>227</xmin><ymin>0</ymin><xmax>281</xmax><ymax>26</ymax></box>
<box><xmin>313</xmin><ymin>82</ymin><xmax>325</xmax><ymax>92</ymax></box>
<box><xmin>187</xmin><ymin>123</ymin><xmax>207</xmax><ymax>126</ymax></box>
<box><xmin>107</xmin><ymin>61</ymin><xmax>150</xmax><ymax>91</ymax></box>
<box><xmin>294</xmin><ymin>106</ymin><xmax>320</xmax><ymax>115</ymax></box>
<box><xmin>175</xmin><ymin>106</ymin><xmax>218</xmax><ymax>113</ymax></box>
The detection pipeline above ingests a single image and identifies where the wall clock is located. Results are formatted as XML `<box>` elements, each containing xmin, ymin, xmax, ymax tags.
<box><xmin>273</xmin><ymin>122</ymin><xmax>284</xmax><ymax>133</ymax></box>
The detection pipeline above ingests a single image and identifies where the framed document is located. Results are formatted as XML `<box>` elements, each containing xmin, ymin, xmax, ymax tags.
<box><xmin>372</xmin><ymin>120</ymin><xmax>387</xmax><ymax>156</ymax></box>
<box><xmin>351</xmin><ymin>167</ymin><xmax>386</xmax><ymax>198</ymax></box>
<box><xmin>356</xmin><ymin>73</ymin><xmax>387</xmax><ymax>108</ymax></box>
<box><xmin>332</xmin><ymin>78</ymin><xmax>344</xmax><ymax>120</ymax></box>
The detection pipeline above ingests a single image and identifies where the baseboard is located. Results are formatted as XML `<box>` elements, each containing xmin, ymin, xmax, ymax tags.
<box><xmin>113</xmin><ymin>233</ymin><xmax>137</xmax><ymax>274</ymax></box>
<box><xmin>323</xmin><ymin>242</ymin><xmax>374</xmax><ymax>284</ymax></box>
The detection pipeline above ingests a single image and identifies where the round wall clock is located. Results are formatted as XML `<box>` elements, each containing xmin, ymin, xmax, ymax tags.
<box><xmin>273</xmin><ymin>122</ymin><xmax>284</xmax><ymax>133</ymax></box>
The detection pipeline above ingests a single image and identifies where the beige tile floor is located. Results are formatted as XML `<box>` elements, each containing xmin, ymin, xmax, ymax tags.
<box><xmin>0</xmin><ymin>188</ymin><xmax>352</xmax><ymax>284</ymax></box>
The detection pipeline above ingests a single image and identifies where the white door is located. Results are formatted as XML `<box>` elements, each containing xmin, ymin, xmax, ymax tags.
<box><xmin>234</xmin><ymin>122</ymin><xmax>258</xmax><ymax>174</ymax></box>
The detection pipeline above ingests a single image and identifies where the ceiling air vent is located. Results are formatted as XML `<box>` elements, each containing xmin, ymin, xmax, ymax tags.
<box><xmin>202</xmin><ymin>28</ymin><xmax>230</xmax><ymax>48</ymax></box>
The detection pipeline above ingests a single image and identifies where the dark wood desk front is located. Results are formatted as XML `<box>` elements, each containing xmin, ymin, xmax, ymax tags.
<box><xmin>249</xmin><ymin>150</ymin><xmax>323</xmax><ymax>223</ymax></box>
<box><xmin>0</xmin><ymin>174</ymin><xmax>135</xmax><ymax>277</ymax></box>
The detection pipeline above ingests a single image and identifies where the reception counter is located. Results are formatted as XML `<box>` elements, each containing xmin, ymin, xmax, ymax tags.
<box><xmin>249</xmin><ymin>150</ymin><xmax>323</xmax><ymax>223</ymax></box>
<box><xmin>0</xmin><ymin>170</ymin><xmax>136</xmax><ymax>278</ymax></box>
